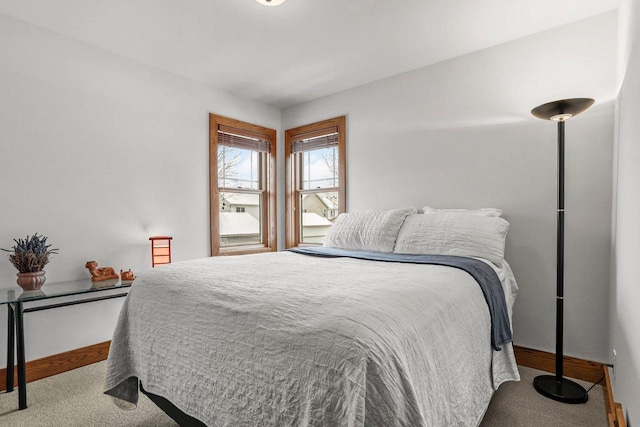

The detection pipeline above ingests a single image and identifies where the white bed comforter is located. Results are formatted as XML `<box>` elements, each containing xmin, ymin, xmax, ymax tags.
<box><xmin>105</xmin><ymin>251</ymin><xmax>520</xmax><ymax>426</ymax></box>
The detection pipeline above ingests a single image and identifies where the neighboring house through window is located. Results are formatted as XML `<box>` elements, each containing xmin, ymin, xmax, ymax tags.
<box><xmin>210</xmin><ymin>114</ymin><xmax>276</xmax><ymax>255</ymax></box>
<box><xmin>285</xmin><ymin>116</ymin><xmax>346</xmax><ymax>247</ymax></box>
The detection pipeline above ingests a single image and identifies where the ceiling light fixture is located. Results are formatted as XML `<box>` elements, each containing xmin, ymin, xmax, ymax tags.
<box><xmin>256</xmin><ymin>0</ymin><xmax>286</xmax><ymax>6</ymax></box>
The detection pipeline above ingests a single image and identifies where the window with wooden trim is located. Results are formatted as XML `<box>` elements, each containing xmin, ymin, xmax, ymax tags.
<box><xmin>285</xmin><ymin>116</ymin><xmax>346</xmax><ymax>248</ymax></box>
<box><xmin>210</xmin><ymin>114</ymin><xmax>276</xmax><ymax>255</ymax></box>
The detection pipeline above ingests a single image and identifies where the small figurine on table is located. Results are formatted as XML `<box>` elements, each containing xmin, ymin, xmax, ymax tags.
<box><xmin>85</xmin><ymin>261</ymin><xmax>119</xmax><ymax>282</ymax></box>
<box><xmin>120</xmin><ymin>269</ymin><xmax>135</xmax><ymax>282</ymax></box>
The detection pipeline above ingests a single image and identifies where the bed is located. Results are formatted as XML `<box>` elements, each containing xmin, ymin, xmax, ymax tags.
<box><xmin>105</xmin><ymin>207</ymin><xmax>520</xmax><ymax>426</ymax></box>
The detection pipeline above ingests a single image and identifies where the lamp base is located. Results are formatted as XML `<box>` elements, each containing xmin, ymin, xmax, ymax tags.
<box><xmin>533</xmin><ymin>375</ymin><xmax>589</xmax><ymax>404</ymax></box>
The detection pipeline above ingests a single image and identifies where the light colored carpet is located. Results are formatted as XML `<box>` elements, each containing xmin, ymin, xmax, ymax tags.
<box><xmin>0</xmin><ymin>362</ymin><xmax>606</xmax><ymax>426</ymax></box>
<box><xmin>480</xmin><ymin>366</ymin><xmax>607</xmax><ymax>427</ymax></box>
<box><xmin>0</xmin><ymin>362</ymin><xmax>177</xmax><ymax>427</ymax></box>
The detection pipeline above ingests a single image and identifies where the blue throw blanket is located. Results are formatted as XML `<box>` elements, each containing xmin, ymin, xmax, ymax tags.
<box><xmin>289</xmin><ymin>247</ymin><xmax>512</xmax><ymax>351</ymax></box>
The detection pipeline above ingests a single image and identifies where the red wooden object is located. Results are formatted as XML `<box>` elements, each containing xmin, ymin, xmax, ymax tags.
<box><xmin>149</xmin><ymin>236</ymin><xmax>173</xmax><ymax>267</ymax></box>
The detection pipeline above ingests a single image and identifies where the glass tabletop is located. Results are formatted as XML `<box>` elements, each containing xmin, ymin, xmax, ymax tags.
<box><xmin>0</xmin><ymin>278</ymin><xmax>132</xmax><ymax>305</ymax></box>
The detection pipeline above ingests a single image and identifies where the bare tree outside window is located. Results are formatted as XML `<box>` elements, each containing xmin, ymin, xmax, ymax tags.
<box><xmin>322</xmin><ymin>147</ymin><xmax>338</xmax><ymax>183</ymax></box>
<box><xmin>321</xmin><ymin>147</ymin><xmax>339</xmax><ymax>212</ymax></box>
<box><xmin>218</xmin><ymin>146</ymin><xmax>242</xmax><ymax>186</ymax></box>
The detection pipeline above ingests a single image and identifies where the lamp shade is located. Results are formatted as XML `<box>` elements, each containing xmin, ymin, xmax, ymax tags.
<box><xmin>149</xmin><ymin>236</ymin><xmax>173</xmax><ymax>267</ymax></box>
<box><xmin>531</xmin><ymin>98</ymin><xmax>594</xmax><ymax>121</ymax></box>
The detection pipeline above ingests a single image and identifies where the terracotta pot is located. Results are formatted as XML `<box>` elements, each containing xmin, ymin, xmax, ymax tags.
<box><xmin>16</xmin><ymin>271</ymin><xmax>46</xmax><ymax>291</ymax></box>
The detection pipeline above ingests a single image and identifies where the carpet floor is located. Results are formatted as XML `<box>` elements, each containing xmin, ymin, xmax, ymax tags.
<box><xmin>0</xmin><ymin>362</ymin><xmax>607</xmax><ymax>426</ymax></box>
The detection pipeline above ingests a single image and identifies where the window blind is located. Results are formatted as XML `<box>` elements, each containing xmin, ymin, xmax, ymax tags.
<box><xmin>290</xmin><ymin>132</ymin><xmax>338</xmax><ymax>153</ymax></box>
<box><xmin>218</xmin><ymin>131</ymin><xmax>271</xmax><ymax>153</ymax></box>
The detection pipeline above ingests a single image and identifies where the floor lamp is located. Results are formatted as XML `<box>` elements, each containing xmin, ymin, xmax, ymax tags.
<box><xmin>530</xmin><ymin>97</ymin><xmax>594</xmax><ymax>404</ymax></box>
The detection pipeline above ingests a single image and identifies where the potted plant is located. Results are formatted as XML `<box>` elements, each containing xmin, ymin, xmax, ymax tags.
<box><xmin>2</xmin><ymin>233</ymin><xmax>58</xmax><ymax>290</ymax></box>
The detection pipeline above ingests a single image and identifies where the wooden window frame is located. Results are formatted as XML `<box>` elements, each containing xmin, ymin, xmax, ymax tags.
<box><xmin>210</xmin><ymin>114</ymin><xmax>277</xmax><ymax>256</ymax></box>
<box><xmin>285</xmin><ymin>116</ymin><xmax>346</xmax><ymax>248</ymax></box>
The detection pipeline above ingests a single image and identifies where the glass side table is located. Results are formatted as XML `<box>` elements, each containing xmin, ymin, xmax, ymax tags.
<box><xmin>0</xmin><ymin>278</ymin><xmax>132</xmax><ymax>410</ymax></box>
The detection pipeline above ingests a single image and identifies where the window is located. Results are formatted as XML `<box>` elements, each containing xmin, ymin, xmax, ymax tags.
<box><xmin>210</xmin><ymin>114</ymin><xmax>276</xmax><ymax>255</ymax></box>
<box><xmin>285</xmin><ymin>116</ymin><xmax>346</xmax><ymax>247</ymax></box>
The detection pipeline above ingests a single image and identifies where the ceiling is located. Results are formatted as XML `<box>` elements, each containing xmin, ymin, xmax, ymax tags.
<box><xmin>0</xmin><ymin>0</ymin><xmax>620</xmax><ymax>108</ymax></box>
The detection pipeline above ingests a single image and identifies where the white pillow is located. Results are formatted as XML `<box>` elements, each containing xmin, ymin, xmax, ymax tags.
<box><xmin>323</xmin><ymin>208</ymin><xmax>417</xmax><ymax>252</ymax></box>
<box><xmin>394</xmin><ymin>213</ymin><xmax>509</xmax><ymax>266</ymax></box>
<box><xmin>422</xmin><ymin>206</ymin><xmax>502</xmax><ymax>217</ymax></box>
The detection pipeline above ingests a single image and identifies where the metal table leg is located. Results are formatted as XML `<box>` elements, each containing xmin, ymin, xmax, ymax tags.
<box><xmin>5</xmin><ymin>290</ymin><xmax>129</xmax><ymax>410</ymax></box>
<box><xmin>14</xmin><ymin>301</ymin><xmax>26</xmax><ymax>409</ymax></box>
<box><xmin>6</xmin><ymin>303</ymin><xmax>14</xmax><ymax>393</ymax></box>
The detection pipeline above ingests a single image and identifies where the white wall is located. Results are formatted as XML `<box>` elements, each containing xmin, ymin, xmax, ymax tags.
<box><xmin>611</xmin><ymin>0</ymin><xmax>640</xmax><ymax>423</ymax></box>
<box><xmin>0</xmin><ymin>13</ymin><xmax>280</xmax><ymax>366</ymax></box>
<box><xmin>283</xmin><ymin>13</ymin><xmax>617</xmax><ymax>363</ymax></box>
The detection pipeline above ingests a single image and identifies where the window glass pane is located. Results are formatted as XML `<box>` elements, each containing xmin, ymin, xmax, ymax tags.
<box><xmin>300</xmin><ymin>192</ymin><xmax>338</xmax><ymax>244</ymax></box>
<box><xmin>219</xmin><ymin>192</ymin><xmax>261</xmax><ymax>246</ymax></box>
<box><xmin>301</xmin><ymin>146</ymin><xmax>338</xmax><ymax>190</ymax></box>
<box><xmin>218</xmin><ymin>146</ymin><xmax>261</xmax><ymax>190</ymax></box>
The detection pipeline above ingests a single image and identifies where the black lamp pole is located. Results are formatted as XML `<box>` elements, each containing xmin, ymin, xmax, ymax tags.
<box><xmin>531</xmin><ymin>97</ymin><xmax>594</xmax><ymax>404</ymax></box>
<box><xmin>556</xmin><ymin>119</ymin><xmax>565</xmax><ymax>381</ymax></box>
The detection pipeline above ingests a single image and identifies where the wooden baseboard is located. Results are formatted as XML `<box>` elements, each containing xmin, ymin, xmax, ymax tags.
<box><xmin>0</xmin><ymin>342</ymin><xmax>612</xmax><ymax>388</ymax></box>
<box><xmin>602</xmin><ymin>364</ymin><xmax>627</xmax><ymax>427</ymax></box>
<box><xmin>513</xmin><ymin>345</ymin><xmax>603</xmax><ymax>383</ymax></box>
<box><xmin>0</xmin><ymin>341</ymin><xmax>110</xmax><ymax>392</ymax></box>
